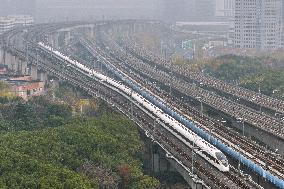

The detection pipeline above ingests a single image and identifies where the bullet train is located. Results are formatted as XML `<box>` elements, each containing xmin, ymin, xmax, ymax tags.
<box><xmin>38</xmin><ymin>42</ymin><xmax>229</xmax><ymax>172</ymax></box>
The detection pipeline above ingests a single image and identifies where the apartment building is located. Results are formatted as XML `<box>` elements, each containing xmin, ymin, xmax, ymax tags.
<box><xmin>234</xmin><ymin>0</ymin><xmax>282</xmax><ymax>49</ymax></box>
<box><xmin>215</xmin><ymin>0</ymin><xmax>235</xmax><ymax>17</ymax></box>
<box><xmin>0</xmin><ymin>17</ymin><xmax>14</xmax><ymax>34</ymax></box>
<box><xmin>0</xmin><ymin>15</ymin><xmax>34</xmax><ymax>35</ymax></box>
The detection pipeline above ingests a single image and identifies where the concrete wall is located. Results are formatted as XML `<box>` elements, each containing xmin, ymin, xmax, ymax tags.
<box><xmin>231</xmin><ymin>120</ymin><xmax>284</xmax><ymax>155</ymax></box>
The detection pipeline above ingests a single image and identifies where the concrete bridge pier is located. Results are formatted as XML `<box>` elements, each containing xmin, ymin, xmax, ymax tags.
<box><xmin>231</xmin><ymin>120</ymin><xmax>284</xmax><ymax>155</ymax></box>
<box><xmin>149</xmin><ymin>23</ymin><xmax>156</xmax><ymax>33</ymax></box>
<box><xmin>116</xmin><ymin>24</ymin><xmax>121</xmax><ymax>34</ymax></box>
<box><xmin>48</xmin><ymin>35</ymin><xmax>54</xmax><ymax>47</ymax></box>
<box><xmin>53</xmin><ymin>32</ymin><xmax>60</xmax><ymax>49</ymax></box>
<box><xmin>114</xmin><ymin>24</ymin><xmax>119</xmax><ymax>34</ymax></box>
<box><xmin>133</xmin><ymin>23</ymin><xmax>138</xmax><ymax>33</ymax></box>
<box><xmin>18</xmin><ymin>59</ymin><xmax>27</xmax><ymax>76</ymax></box>
<box><xmin>38</xmin><ymin>71</ymin><xmax>48</xmax><ymax>82</ymax></box>
<box><xmin>48</xmin><ymin>32</ymin><xmax>60</xmax><ymax>49</ymax></box>
<box><xmin>94</xmin><ymin>27</ymin><xmax>101</xmax><ymax>39</ymax></box>
<box><xmin>15</xmin><ymin>56</ymin><xmax>23</xmax><ymax>73</ymax></box>
<box><xmin>21</xmin><ymin>61</ymin><xmax>28</xmax><ymax>75</ymax></box>
<box><xmin>150</xmin><ymin>144</ymin><xmax>174</xmax><ymax>174</ymax></box>
<box><xmin>143</xmin><ymin>136</ymin><xmax>208</xmax><ymax>188</ymax></box>
<box><xmin>126</xmin><ymin>25</ymin><xmax>131</xmax><ymax>36</ymax></box>
<box><xmin>10</xmin><ymin>56</ymin><xmax>17</xmax><ymax>72</ymax></box>
<box><xmin>29</xmin><ymin>65</ymin><xmax>38</xmax><ymax>80</ymax></box>
<box><xmin>64</xmin><ymin>31</ymin><xmax>71</xmax><ymax>46</ymax></box>
<box><xmin>166</xmin><ymin>157</ymin><xmax>206</xmax><ymax>189</ymax></box>
<box><xmin>130</xmin><ymin>23</ymin><xmax>135</xmax><ymax>33</ymax></box>
<box><xmin>2</xmin><ymin>52</ymin><xmax>30</xmax><ymax>75</ymax></box>
<box><xmin>139</xmin><ymin>23</ymin><xmax>146</xmax><ymax>33</ymax></box>
<box><xmin>0</xmin><ymin>48</ymin><xmax>4</xmax><ymax>65</ymax></box>
<box><xmin>88</xmin><ymin>25</ymin><xmax>95</xmax><ymax>38</ymax></box>
<box><xmin>16</xmin><ymin>58</ymin><xmax>22</xmax><ymax>74</ymax></box>
<box><xmin>142</xmin><ymin>23</ymin><xmax>147</xmax><ymax>32</ymax></box>
<box><xmin>5</xmin><ymin>53</ymin><xmax>13</xmax><ymax>70</ymax></box>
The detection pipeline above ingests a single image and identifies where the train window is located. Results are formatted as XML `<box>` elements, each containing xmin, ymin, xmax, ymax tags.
<box><xmin>216</xmin><ymin>152</ymin><xmax>228</xmax><ymax>166</ymax></box>
<box><xmin>215</xmin><ymin>152</ymin><xmax>226</xmax><ymax>161</ymax></box>
<box><xmin>203</xmin><ymin>151</ymin><xmax>217</xmax><ymax>163</ymax></box>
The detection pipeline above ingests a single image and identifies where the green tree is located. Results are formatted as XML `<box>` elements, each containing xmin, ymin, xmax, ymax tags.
<box><xmin>0</xmin><ymin>116</ymin><xmax>11</xmax><ymax>132</ymax></box>
<box><xmin>0</xmin><ymin>114</ymin><xmax>159</xmax><ymax>188</ymax></box>
<box><xmin>12</xmin><ymin>103</ymin><xmax>42</xmax><ymax>131</ymax></box>
<box><xmin>46</xmin><ymin>104</ymin><xmax>72</xmax><ymax>119</ymax></box>
<box><xmin>131</xmin><ymin>175</ymin><xmax>160</xmax><ymax>189</ymax></box>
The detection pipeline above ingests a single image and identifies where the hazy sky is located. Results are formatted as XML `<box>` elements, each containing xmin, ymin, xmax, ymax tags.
<box><xmin>0</xmin><ymin>0</ymin><xmax>224</xmax><ymax>22</ymax></box>
<box><xmin>35</xmin><ymin>0</ymin><xmax>161</xmax><ymax>22</ymax></box>
<box><xmin>0</xmin><ymin>0</ymin><xmax>160</xmax><ymax>21</ymax></box>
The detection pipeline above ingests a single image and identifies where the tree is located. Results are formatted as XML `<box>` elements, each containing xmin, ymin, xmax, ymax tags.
<box><xmin>0</xmin><ymin>116</ymin><xmax>11</xmax><ymax>132</ymax></box>
<box><xmin>12</xmin><ymin>103</ymin><xmax>41</xmax><ymax>131</ymax></box>
<box><xmin>118</xmin><ymin>164</ymin><xmax>131</xmax><ymax>188</ymax></box>
<box><xmin>46</xmin><ymin>104</ymin><xmax>72</xmax><ymax>119</ymax></box>
<box><xmin>45</xmin><ymin>115</ymin><xmax>65</xmax><ymax>128</ymax></box>
<box><xmin>132</xmin><ymin>175</ymin><xmax>160</xmax><ymax>189</ymax></box>
<box><xmin>0</xmin><ymin>109</ymin><xmax>159</xmax><ymax>188</ymax></box>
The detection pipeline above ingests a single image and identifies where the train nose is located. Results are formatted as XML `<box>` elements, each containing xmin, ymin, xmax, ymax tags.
<box><xmin>223</xmin><ymin>166</ymin><xmax>230</xmax><ymax>172</ymax></box>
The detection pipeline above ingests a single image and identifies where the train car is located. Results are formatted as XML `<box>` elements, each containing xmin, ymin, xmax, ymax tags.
<box><xmin>155</xmin><ymin>103</ymin><xmax>229</xmax><ymax>172</ymax></box>
<box><xmin>136</xmin><ymin>90</ymin><xmax>229</xmax><ymax>172</ymax></box>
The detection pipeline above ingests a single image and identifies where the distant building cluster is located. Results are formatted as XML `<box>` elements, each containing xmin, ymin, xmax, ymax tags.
<box><xmin>0</xmin><ymin>74</ymin><xmax>44</xmax><ymax>101</ymax></box>
<box><xmin>169</xmin><ymin>0</ymin><xmax>283</xmax><ymax>50</ymax></box>
<box><xmin>7</xmin><ymin>76</ymin><xmax>44</xmax><ymax>101</ymax></box>
<box><xmin>0</xmin><ymin>15</ymin><xmax>34</xmax><ymax>34</ymax></box>
<box><xmin>233</xmin><ymin>0</ymin><xmax>282</xmax><ymax>49</ymax></box>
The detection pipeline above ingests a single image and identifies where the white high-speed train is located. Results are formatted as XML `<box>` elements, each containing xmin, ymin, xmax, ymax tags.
<box><xmin>38</xmin><ymin>42</ymin><xmax>229</xmax><ymax>172</ymax></box>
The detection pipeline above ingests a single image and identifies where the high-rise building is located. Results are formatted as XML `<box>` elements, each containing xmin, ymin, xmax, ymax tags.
<box><xmin>215</xmin><ymin>0</ymin><xmax>235</xmax><ymax>17</ymax></box>
<box><xmin>0</xmin><ymin>15</ymin><xmax>34</xmax><ymax>35</ymax></box>
<box><xmin>282</xmin><ymin>0</ymin><xmax>284</xmax><ymax>23</ymax></box>
<box><xmin>234</xmin><ymin>0</ymin><xmax>282</xmax><ymax>49</ymax></box>
<box><xmin>282</xmin><ymin>0</ymin><xmax>284</xmax><ymax>46</ymax></box>
<box><xmin>7</xmin><ymin>15</ymin><xmax>34</xmax><ymax>26</ymax></box>
<box><xmin>0</xmin><ymin>17</ymin><xmax>14</xmax><ymax>34</ymax></box>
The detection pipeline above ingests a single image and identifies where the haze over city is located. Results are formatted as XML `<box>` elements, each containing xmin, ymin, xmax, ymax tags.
<box><xmin>0</xmin><ymin>0</ymin><xmax>235</xmax><ymax>22</ymax></box>
<box><xmin>0</xmin><ymin>1</ymin><xmax>284</xmax><ymax>189</ymax></box>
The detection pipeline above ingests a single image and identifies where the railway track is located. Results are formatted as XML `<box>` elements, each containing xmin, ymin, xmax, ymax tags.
<box><xmin>3</xmin><ymin>22</ymin><xmax>277</xmax><ymax>188</ymax></box>
<box><xmin>77</xmin><ymin>31</ymin><xmax>284</xmax><ymax>181</ymax></box>
<box><xmin>118</xmin><ymin>39</ymin><xmax>284</xmax><ymax>138</ymax></box>
<box><xmin>119</xmin><ymin>25</ymin><xmax>284</xmax><ymax>114</ymax></box>
<box><xmin>18</xmin><ymin>43</ymin><xmax>255</xmax><ymax>188</ymax></box>
<box><xmin>99</xmin><ymin>34</ymin><xmax>284</xmax><ymax>179</ymax></box>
